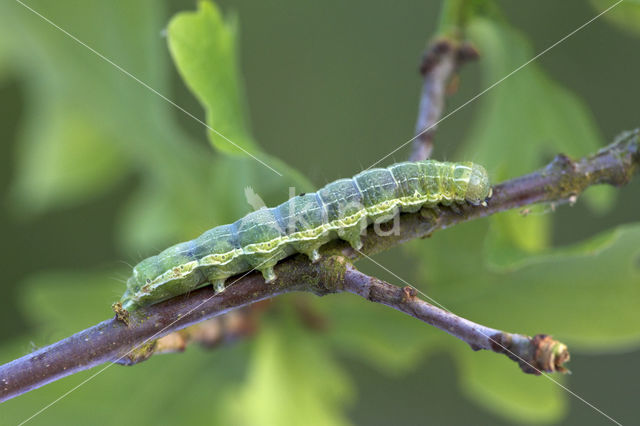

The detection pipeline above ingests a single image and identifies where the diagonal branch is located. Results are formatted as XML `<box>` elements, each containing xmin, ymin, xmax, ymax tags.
<box><xmin>0</xmin><ymin>129</ymin><xmax>638</xmax><ymax>402</ymax></box>
<box><xmin>342</xmin><ymin>265</ymin><xmax>569</xmax><ymax>375</ymax></box>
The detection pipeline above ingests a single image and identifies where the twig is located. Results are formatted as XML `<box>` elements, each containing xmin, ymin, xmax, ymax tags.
<box><xmin>342</xmin><ymin>265</ymin><xmax>569</xmax><ymax>374</ymax></box>
<box><xmin>0</xmin><ymin>129</ymin><xmax>638</xmax><ymax>402</ymax></box>
<box><xmin>410</xmin><ymin>39</ymin><xmax>478</xmax><ymax>161</ymax></box>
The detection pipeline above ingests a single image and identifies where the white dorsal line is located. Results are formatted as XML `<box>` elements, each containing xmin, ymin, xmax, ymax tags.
<box><xmin>354</xmin><ymin>248</ymin><xmax>623</xmax><ymax>426</ymax></box>
<box><xmin>14</xmin><ymin>0</ymin><xmax>283</xmax><ymax>177</ymax></box>
<box><xmin>17</xmin><ymin>252</ymin><xmax>282</xmax><ymax>426</ymax></box>
<box><xmin>365</xmin><ymin>0</ymin><xmax>624</xmax><ymax>171</ymax></box>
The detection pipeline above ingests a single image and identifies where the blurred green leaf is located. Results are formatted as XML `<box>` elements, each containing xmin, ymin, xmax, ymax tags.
<box><xmin>167</xmin><ymin>0</ymin><xmax>258</xmax><ymax>156</ymax></box>
<box><xmin>326</xmin><ymin>292</ymin><xmax>447</xmax><ymax>374</ymax></box>
<box><xmin>407</xmin><ymin>221</ymin><xmax>640</xmax><ymax>421</ymax></box>
<box><xmin>11</xmin><ymin>107</ymin><xmax>128</xmax><ymax>212</ymax></box>
<box><xmin>1</xmin><ymin>0</ymin><xmax>241</xmax><ymax>257</ymax></box>
<box><xmin>456</xmin><ymin>349</ymin><xmax>567</xmax><ymax>423</ymax></box>
<box><xmin>591</xmin><ymin>0</ymin><xmax>640</xmax><ymax>36</ymax></box>
<box><xmin>118</xmin><ymin>178</ymin><xmax>187</xmax><ymax>253</ymax></box>
<box><xmin>484</xmin><ymin>213</ymin><xmax>620</xmax><ymax>271</ymax></box>
<box><xmin>166</xmin><ymin>1</ymin><xmax>313</xmax><ymax>192</ymax></box>
<box><xmin>18</xmin><ymin>270</ymin><xmax>123</xmax><ymax>338</ymax></box>
<box><xmin>0</xmin><ymin>0</ymin><xmax>183</xmax><ymax>213</ymax></box>
<box><xmin>462</xmin><ymin>16</ymin><xmax>614</xmax><ymax>258</ymax></box>
<box><xmin>232</xmin><ymin>315</ymin><xmax>353</xmax><ymax>426</ymax></box>
<box><xmin>0</xmin><ymin>0</ymin><xmax>313</xmax><ymax>255</ymax></box>
<box><xmin>417</xmin><ymin>222</ymin><xmax>640</xmax><ymax>346</ymax></box>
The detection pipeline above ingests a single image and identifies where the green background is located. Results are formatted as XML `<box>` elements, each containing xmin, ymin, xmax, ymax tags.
<box><xmin>0</xmin><ymin>0</ymin><xmax>638</xmax><ymax>424</ymax></box>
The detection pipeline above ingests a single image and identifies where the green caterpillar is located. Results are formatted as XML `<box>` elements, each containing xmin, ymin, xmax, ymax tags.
<box><xmin>120</xmin><ymin>160</ymin><xmax>491</xmax><ymax>311</ymax></box>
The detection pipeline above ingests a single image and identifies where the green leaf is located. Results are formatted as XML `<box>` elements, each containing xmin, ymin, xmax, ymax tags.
<box><xmin>10</xmin><ymin>106</ymin><xmax>128</xmax><ymax>213</ymax></box>
<box><xmin>231</xmin><ymin>315</ymin><xmax>353</xmax><ymax>426</ymax></box>
<box><xmin>118</xmin><ymin>178</ymin><xmax>188</xmax><ymax>253</ymax></box>
<box><xmin>326</xmin><ymin>292</ymin><xmax>447</xmax><ymax>374</ymax></box>
<box><xmin>408</xmin><ymin>221</ymin><xmax>640</xmax><ymax>420</ymax></box>
<box><xmin>17</xmin><ymin>271</ymin><xmax>123</xmax><ymax>338</ymax></box>
<box><xmin>456</xmin><ymin>349</ymin><xmax>567</xmax><ymax>423</ymax></box>
<box><xmin>167</xmin><ymin>0</ymin><xmax>257</xmax><ymax>156</ymax></box>
<box><xmin>1</xmin><ymin>0</ymin><xmax>312</xmax><ymax>252</ymax></box>
<box><xmin>0</xmin><ymin>0</ymin><xmax>182</xmax><ymax>212</ymax></box>
<box><xmin>462</xmin><ymin>17</ymin><xmax>614</xmax><ymax>256</ymax></box>
<box><xmin>166</xmin><ymin>1</ymin><xmax>313</xmax><ymax>192</ymax></box>
<box><xmin>591</xmin><ymin>0</ymin><xmax>640</xmax><ymax>37</ymax></box>
<box><xmin>3</xmin><ymin>0</ymin><xmax>276</xmax><ymax>233</ymax></box>
<box><xmin>484</xmin><ymin>214</ymin><xmax>620</xmax><ymax>271</ymax></box>
<box><xmin>1</xmin><ymin>0</ymin><xmax>224</xmax><ymax>228</ymax></box>
<box><xmin>421</xmin><ymin>222</ymin><xmax>640</xmax><ymax>348</ymax></box>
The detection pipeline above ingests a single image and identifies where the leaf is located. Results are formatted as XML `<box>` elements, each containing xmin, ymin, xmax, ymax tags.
<box><xmin>462</xmin><ymin>17</ymin><xmax>614</xmax><ymax>257</ymax></box>
<box><xmin>484</xmin><ymin>215</ymin><xmax>620</xmax><ymax>271</ymax></box>
<box><xmin>167</xmin><ymin>0</ymin><xmax>257</xmax><ymax>156</ymax></box>
<box><xmin>408</xmin><ymin>221</ymin><xmax>640</xmax><ymax>420</ymax></box>
<box><xmin>3</xmin><ymin>0</ymin><xmax>301</xmax><ymax>241</ymax></box>
<box><xmin>1</xmin><ymin>0</ymin><xmax>312</xmax><ymax>255</ymax></box>
<box><xmin>10</xmin><ymin>106</ymin><xmax>128</xmax><ymax>213</ymax></box>
<box><xmin>231</xmin><ymin>314</ymin><xmax>353</xmax><ymax>426</ymax></box>
<box><xmin>326</xmin><ymin>291</ymin><xmax>447</xmax><ymax>374</ymax></box>
<box><xmin>456</xmin><ymin>349</ymin><xmax>567</xmax><ymax>423</ymax></box>
<box><xmin>0</xmin><ymin>0</ymin><xmax>183</xmax><ymax>213</ymax></box>
<box><xmin>591</xmin><ymin>0</ymin><xmax>640</xmax><ymax>37</ymax></box>
<box><xmin>166</xmin><ymin>1</ymin><xmax>313</xmax><ymax>191</ymax></box>
<box><xmin>118</xmin><ymin>178</ymin><xmax>187</xmax><ymax>254</ymax></box>
<box><xmin>17</xmin><ymin>270</ymin><xmax>123</xmax><ymax>339</ymax></box>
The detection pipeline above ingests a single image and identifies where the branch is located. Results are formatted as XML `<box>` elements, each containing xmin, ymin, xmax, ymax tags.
<box><xmin>0</xmin><ymin>129</ymin><xmax>638</xmax><ymax>402</ymax></box>
<box><xmin>410</xmin><ymin>37</ymin><xmax>478</xmax><ymax>161</ymax></box>
<box><xmin>342</xmin><ymin>265</ymin><xmax>569</xmax><ymax>375</ymax></box>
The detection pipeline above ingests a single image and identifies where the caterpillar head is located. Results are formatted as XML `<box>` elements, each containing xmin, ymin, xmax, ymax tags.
<box><xmin>465</xmin><ymin>164</ymin><xmax>491</xmax><ymax>206</ymax></box>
